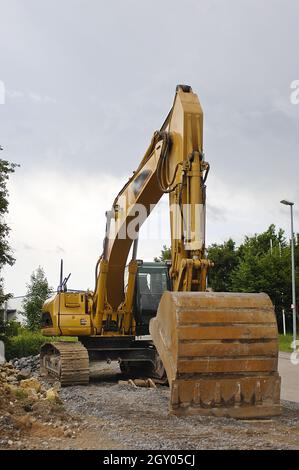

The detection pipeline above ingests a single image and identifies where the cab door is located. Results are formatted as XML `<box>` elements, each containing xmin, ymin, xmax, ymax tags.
<box><xmin>134</xmin><ymin>264</ymin><xmax>171</xmax><ymax>335</ymax></box>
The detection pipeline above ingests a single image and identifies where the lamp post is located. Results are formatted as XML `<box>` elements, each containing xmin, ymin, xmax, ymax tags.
<box><xmin>280</xmin><ymin>200</ymin><xmax>297</xmax><ymax>351</ymax></box>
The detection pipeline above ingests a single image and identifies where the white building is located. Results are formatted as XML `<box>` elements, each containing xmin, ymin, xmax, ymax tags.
<box><xmin>2</xmin><ymin>296</ymin><xmax>26</xmax><ymax>324</ymax></box>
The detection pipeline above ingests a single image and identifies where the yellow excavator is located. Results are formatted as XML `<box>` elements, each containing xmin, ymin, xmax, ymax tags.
<box><xmin>40</xmin><ymin>85</ymin><xmax>281</xmax><ymax>418</ymax></box>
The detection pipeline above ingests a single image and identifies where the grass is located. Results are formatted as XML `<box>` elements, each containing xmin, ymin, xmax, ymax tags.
<box><xmin>14</xmin><ymin>388</ymin><xmax>28</xmax><ymax>399</ymax></box>
<box><xmin>278</xmin><ymin>333</ymin><xmax>298</xmax><ymax>353</ymax></box>
<box><xmin>4</xmin><ymin>330</ymin><xmax>78</xmax><ymax>360</ymax></box>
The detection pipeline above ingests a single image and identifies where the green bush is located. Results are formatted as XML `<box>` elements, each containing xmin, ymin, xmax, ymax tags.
<box><xmin>0</xmin><ymin>319</ymin><xmax>20</xmax><ymax>340</ymax></box>
<box><xmin>5</xmin><ymin>331</ymin><xmax>46</xmax><ymax>359</ymax></box>
<box><xmin>279</xmin><ymin>334</ymin><xmax>298</xmax><ymax>353</ymax></box>
<box><xmin>4</xmin><ymin>331</ymin><xmax>77</xmax><ymax>360</ymax></box>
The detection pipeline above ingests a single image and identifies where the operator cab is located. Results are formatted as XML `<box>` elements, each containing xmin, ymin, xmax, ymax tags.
<box><xmin>125</xmin><ymin>261</ymin><xmax>171</xmax><ymax>336</ymax></box>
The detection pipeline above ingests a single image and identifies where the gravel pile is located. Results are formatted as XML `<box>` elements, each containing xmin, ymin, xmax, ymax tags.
<box><xmin>10</xmin><ymin>355</ymin><xmax>40</xmax><ymax>375</ymax></box>
<box><xmin>0</xmin><ymin>360</ymin><xmax>82</xmax><ymax>450</ymax></box>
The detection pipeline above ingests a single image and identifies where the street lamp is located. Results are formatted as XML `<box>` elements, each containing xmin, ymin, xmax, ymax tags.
<box><xmin>280</xmin><ymin>199</ymin><xmax>297</xmax><ymax>350</ymax></box>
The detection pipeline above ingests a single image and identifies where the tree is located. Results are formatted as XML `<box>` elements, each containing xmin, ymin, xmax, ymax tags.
<box><xmin>230</xmin><ymin>225</ymin><xmax>297</xmax><ymax>331</ymax></box>
<box><xmin>154</xmin><ymin>245</ymin><xmax>171</xmax><ymax>262</ymax></box>
<box><xmin>207</xmin><ymin>239</ymin><xmax>240</xmax><ymax>291</ymax></box>
<box><xmin>0</xmin><ymin>158</ymin><xmax>18</xmax><ymax>305</ymax></box>
<box><xmin>23</xmin><ymin>267</ymin><xmax>53</xmax><ymax>331</ymax></box>
<box><xmin>153</xmin><ymin>226</ymin><xmax>298</xmax><ymax>333</ymax></box>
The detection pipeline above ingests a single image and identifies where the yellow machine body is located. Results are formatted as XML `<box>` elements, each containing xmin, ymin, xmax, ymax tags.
<box><xmin>41</xmin><ymin>85</ymin><xmax>281</xmax><ymax>418</ymax></box>
<box><xmin>42</xmin><ymin>292</ymin><xmax>92</xmax><ymax>337</ymax></box>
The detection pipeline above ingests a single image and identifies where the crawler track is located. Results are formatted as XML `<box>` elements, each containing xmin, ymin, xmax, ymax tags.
<box><xmin>40</xmin><ymin>342</ymin><xmax>89</xmax><ymax>386</ymax></box>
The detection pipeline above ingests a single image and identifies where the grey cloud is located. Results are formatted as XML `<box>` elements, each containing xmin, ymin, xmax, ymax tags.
<box><xmin>1</xmin><ymin>0</ymin><xmax>299</xmax><ymax>294</ymax></box>
<box><xmin>0</xmin><ymin>0</ymin><xmax>298</xmax><ymax>184</ymax></box>
<box><xmin>207</xmin><ymin>204</ymin><xmax>228</xmax><ymax>223</ymax></box>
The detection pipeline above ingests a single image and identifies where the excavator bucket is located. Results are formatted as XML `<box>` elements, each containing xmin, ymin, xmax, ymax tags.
<box><xmin>150</xmin><ymin>291</ymin><xmax>281</xmax><ymax>418</ymax></box>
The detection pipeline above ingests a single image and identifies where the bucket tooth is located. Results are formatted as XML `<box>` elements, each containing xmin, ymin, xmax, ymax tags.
<box><xmin>150</xmin><ymin>291</ymin><xmax>281</xmax><ymax>418</ymax></box>
<box><xmin>193</xmin><ymin>382</ymin><xmax>201</xmax><ymax>404</ymax></box>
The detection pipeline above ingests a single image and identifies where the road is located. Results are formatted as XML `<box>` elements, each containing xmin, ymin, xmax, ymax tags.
<box><xmin>279</xmin><ymin>352</ymin><xmax>299</xmax><ymax>403</ymax></box>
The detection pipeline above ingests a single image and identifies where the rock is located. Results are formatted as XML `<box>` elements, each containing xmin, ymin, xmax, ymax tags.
<box><xmin>23</xmin><ymin>404</ymin><xmax>33</xmax><ymax>412</ymax></box>
<box><xmin>20</xmin><ymin>377</ymin><xmax>41</xmax><ymax>393</ymax></box>
<box><xmin>4</xmin><ymin>383</ymin><xmax>16</xmax><ymax>393</ymax></box>
<box><xmin>10</xmin><ymin>355</ymin><xmax>40</xmax><ymax>375</ymax></box>
<box><xmin>16</xmin><ymin>415</ymin><xmax>33</xmax><ymax>429</ymax></box>
<box><xmin>46</xmin><ymin>388</ymin><xmax>61</xmax><ymax>403</ymax></box>
<box><xmin>17</xmin><ymin>368</ymin><xmax>31</xmax><ymax>380</ymax></box>
<box><xmin>7</xmin><ymin>375</ymin><xmax>17</xmax><ymax>383</ymax></box>
<box><xmin>53</xmin><ymin>381</ymin><xmax>61</xmax><ymax>391</ymax></box>
<box><xmin>7</xmin><ymin>440</ymin><xmax>13</xmax><ymax>446</ymax></box>
<box><xmin>26</xmin><ymin>389</ymin><xmax>39</xmax><ymax>401</ymax></box>
<box><xmin>64</xmin><ymin>429</ymin><xmax>73</xmax><ymax>438</ymax></box>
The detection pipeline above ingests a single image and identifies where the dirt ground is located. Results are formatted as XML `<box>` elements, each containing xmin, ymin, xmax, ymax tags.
<box><xmin>1</xmin><ymin>362</ymin><xmax>299</xmax><ymax>450</ymax></box>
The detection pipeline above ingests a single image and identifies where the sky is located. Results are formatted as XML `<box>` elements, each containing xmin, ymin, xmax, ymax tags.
<box><xmin>0</xmin><ymin>0</ymin><xmax>299</xmax><ymax>296</ymax></box>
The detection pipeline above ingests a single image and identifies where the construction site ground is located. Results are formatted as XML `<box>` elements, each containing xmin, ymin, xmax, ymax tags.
<box><xmin>1</xmin><ymin>357</ymin><xmax>299</xmax><ymax>450</ymax></box>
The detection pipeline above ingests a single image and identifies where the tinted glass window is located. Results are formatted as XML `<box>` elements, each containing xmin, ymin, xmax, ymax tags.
<box><xmin>139</xmin><ymin>271</ymin><xmax>168</xmax><ymax>294</ymax></box>
<box><xmin>138</xmin><ymin>268</ymin><xmax>169</xmax><ymax>312</ymax></box>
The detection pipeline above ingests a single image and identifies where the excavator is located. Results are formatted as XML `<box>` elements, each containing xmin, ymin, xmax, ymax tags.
<box><xmin>40</xmin><ymin>85</ymin><xmax>281</xmax><ymax>418</ymax></box>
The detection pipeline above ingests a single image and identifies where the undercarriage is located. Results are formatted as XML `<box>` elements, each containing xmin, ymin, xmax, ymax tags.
<box><xmin>40</xmin><ymin>336</ymin><xmax>166</xmax><ymax>385</ymax></box>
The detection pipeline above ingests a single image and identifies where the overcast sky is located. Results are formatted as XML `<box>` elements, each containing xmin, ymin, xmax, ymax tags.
<box><xmin>1</xmin><ymin>0</ymin><xmax>299</xmax><ymax>296</ymax></box>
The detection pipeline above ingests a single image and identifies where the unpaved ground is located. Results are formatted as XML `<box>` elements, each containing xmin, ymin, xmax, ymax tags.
<box><xmin>1</xmin><ymin>362</ymin><xmax>299</xmax><ymax>450</ymax></box>
<box><xmin>60</xmin><ymin>364</ymin><xmax>299</xmax><ymax>450</ymax></box>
